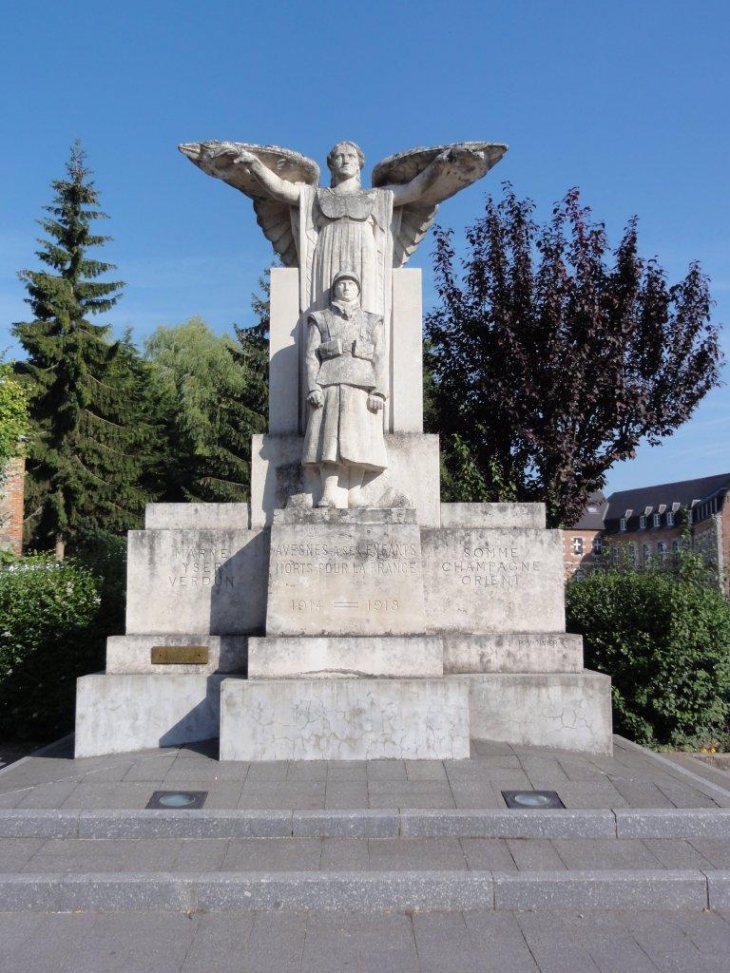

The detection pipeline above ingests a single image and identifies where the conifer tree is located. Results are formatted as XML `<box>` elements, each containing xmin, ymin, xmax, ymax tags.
<box><xmin>13</xmin><ymin>142</ymin><xmax>153</xmax><ymax>557</ymax></box>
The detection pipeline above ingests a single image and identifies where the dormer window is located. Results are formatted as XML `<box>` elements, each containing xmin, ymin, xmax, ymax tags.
<box><xmin>639</xmin><ymin>516</ymin><xmax>647</xmax><ymax>530</ymax></box>
<box><xmin>619</xmin><ymin>517</ymin><xmax>627</xmax><ymax>532</ymax></box>
<box><xmin>652</xmin><ymin>513</ymin><xmax>660</xmax><ymax>528</ymax></box>
<box><xmin>666</xmin><ymin>512</ymin><xmax>674</xmax><ymax>527</ymax></box>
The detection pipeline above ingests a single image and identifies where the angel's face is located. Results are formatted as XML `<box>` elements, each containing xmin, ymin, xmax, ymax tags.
<box><xmin>328</xmin><ymin>143</ymin><xmax>362</xmax><ymax>180</ymax></box>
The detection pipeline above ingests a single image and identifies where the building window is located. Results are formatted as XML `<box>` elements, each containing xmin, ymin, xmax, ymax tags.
<box><xmin>666</xmin><ymin>512</ymin><xmax>674</xmax><ymax>527</ymax></box>
<box><xmin>653</xmin><ymin>513</ymin><xmax>660</xmax><ymax>528</ymax></box>
<box><xmin>619</xmin><ymin>517</ymin><xmax>627</xmax><ymax>532</ymax></box>
<box><xmin>657</xmin><ymin>541</ymin><xmax>667</xmax><ymax>561</ymax></box>
<box><xmin>592</xmin><ymin>535</ymin><xmax>603</xmax><ymax>555</ymax></box>
<box><xmin>628</xmin><ymin>543</ymin><xmax>636</xmax><ymax>565</ymax></box>
<box><xmin>639</xmin><ymin>516</ymin><xmax>647</xmax><ymax>529</ymax></box>
<box><xmin>643</xmin><ymin>543</ymin><xmax>651</xmax><ymax>564</ymax></box>
<box><xmin>572</xmin><ymin>537</ymin><xmax>584</xmax><ymax>555</ymax></box>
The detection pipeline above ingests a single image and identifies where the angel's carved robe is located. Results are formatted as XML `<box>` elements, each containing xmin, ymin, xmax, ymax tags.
<box><xmin>299</xmin><ymin>187</ymin><xmax>394</xmax><ymax>316</ymax></box>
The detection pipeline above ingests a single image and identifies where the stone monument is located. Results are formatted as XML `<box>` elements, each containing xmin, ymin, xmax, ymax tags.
<box><xmin>74</xmin><ymin>138</ymin><xmax>613</xmax><ymax>760</ymax></box>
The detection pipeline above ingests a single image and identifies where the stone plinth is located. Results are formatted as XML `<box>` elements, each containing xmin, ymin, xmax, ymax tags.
<box><xmin>440</xmin><ymin>503</ymin><xmax>546</xmax><ymax>529</ymax></box>
<box><xmin>266</xmin><ymin>508</ymin><xmax>426</xmax><ymax>636</ymax></box>
<box><xmin>75</xmin><ymin>673</ymin><xmax>223</xmax><ymax>757</ymax></box>
<box><xmin>219</xmin><ymin>676</ymin><xmax>470</xmax><ymax>760</ymax></box>
<box><xmin>443</xmin><ymin>633</ymin><xmax>584</xmax><ymax>674</ymax></box>
<box><xmin>145</xmin><ymin>503</ymin><xmax>250</xmax><ymax>530</ymax></box>
<box><xmin>248</xmin><ymin>635</ymin><xmax>443</xmax><ymax>679</ymax></box>
<box><xmin>421</xmin><ymin>527</ymin><xmax>566</xmax><ymax>633</ymax></box>
<box><xmin>468</xmin><ymin>671</ymin><xmax>613</xmax><ymax>754</ymax></box>
<box><xmin>250</xmin><ymin>433</ymin><xmax>441</xmax><ymax>527</ymax></box>
<box><xmin>126</xmin><ymin>528</ymin><xmax>268</xmax><ymax>635</ymax></box>
<box><xmin>106</xmin><ymin>634</ymin><xmax>248</xmax><ymax>676</ymax></box>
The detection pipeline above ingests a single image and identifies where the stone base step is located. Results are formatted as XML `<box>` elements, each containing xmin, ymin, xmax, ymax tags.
<box><xmin>0</xmin><ymin>869</ymin><xmax>722</xmax><ymax>913</ymax></box>
<box><xmin>3</xmin><ymin>807</ymin><xmax>730</xmax><ymax>840</ymax></box>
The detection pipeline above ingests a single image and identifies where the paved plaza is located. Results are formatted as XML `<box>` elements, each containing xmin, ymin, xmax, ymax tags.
<box><xmin>1</xmin><ymin>735</ymin><xmax>730</xmax><ymax>971</ymax></box>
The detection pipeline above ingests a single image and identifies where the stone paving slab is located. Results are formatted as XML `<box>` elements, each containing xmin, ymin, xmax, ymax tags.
<box><xmin>3</xmin><ymin>735</ymin><xmax>730</xmax><ymax>813</ymax></box>
<box><xmin>3</xmin><ymin>906</ymin><xmax>730</xmax><ymax>971</ymax></box>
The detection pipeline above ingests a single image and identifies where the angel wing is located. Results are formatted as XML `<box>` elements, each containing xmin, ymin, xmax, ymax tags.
<box><xmin>371</xmin><ymin>142</ymin><xmax>508</xmax><ymax>267</ymax></box>
<box><xmin>178</xmin><ymin>142</ymin><xmax>320</xmax><ymax>267</ymax></box>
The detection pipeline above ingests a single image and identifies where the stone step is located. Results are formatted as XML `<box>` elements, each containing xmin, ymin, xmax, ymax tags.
<box><xmin>2</xmin><ymin>807</ymin><xmax>729</xmax><ymax>840</ymax></box>
<box><xmin>0</xmin><ymin>868</ymin><xmax>724</xmax><ymax>913</ymax></box>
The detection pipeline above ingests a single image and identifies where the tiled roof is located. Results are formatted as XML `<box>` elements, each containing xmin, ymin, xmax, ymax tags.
<box><xmin>570</xmin><ymin>492</ymin><xmax>608</xmax><ymax>530</ymax></box>
<box><xmin>605</xmin><ymin>472</ymin><xmax>730</xmax><ymax>522</ymax></box>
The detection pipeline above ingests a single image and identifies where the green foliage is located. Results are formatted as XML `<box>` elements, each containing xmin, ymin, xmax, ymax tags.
<box><xmin>13</xmin><ymin>143</ymin><xmax>153</xmax><ymax>554</ymax></box>
<box><xmin>0</xmin><ymin>554</ymin><xmax>116</xmax><ymax>740</ymax></box>
<box><xmin>566</xmin><ymin>553</ymin><xmax>730</xmax><ymax>747</ymax></box>
<box><xmin>426</xmin><ymin>184</ymin><xmax>722</xmax><ymax>527</ymax></box>
<box><xmin>145</xmin><ymin>316</ymin><xmax>266</xmax><ymax>502</ymax></box>
<box><xmin>0</xmin><ymin>365</ymin><xmax>29</xmax><ymax>491</ymax></box>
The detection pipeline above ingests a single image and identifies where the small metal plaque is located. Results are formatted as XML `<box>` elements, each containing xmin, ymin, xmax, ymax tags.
<box><xmin>146</xmin><ymin>790</ymin><xmax>208</xmax><ymax>810</ymax></box>
<box><xmin>151</xmin><ymin>645</ymin><xmax>209</xmax><ymax>665</ymax></box>
<box><xmin>502</xmin><ymin>790</ymin><xmax>565</xmax><ymax>809</ymax></box>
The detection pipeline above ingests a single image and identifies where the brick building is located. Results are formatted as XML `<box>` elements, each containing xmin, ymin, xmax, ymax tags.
<box><xmin>0</xmin><ymin>456</ymin><xmax>25</xmax><ymax>556</ymax></box>
<box><xmin>563</xmin><ymin>472</ymin><xmax>730</xmax><ymax>593</ymax></box>
<box><xmin>562</xmin><ymin>492</ymin><xmax>608</xmax><ymax>579</ymax></box>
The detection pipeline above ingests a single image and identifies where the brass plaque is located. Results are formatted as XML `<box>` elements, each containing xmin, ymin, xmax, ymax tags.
<box><xmin>151</xmin><ymin>645</ymin><xmax>209</xmax><ymax>665</ymax></box>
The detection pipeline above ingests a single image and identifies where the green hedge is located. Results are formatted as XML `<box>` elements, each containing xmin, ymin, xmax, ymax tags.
<box><xmin>0</xmin><ymin>535</ymin><xmax>126</xmax><ymax>741</ymax></box>
<box><xmin>566</xmin><ymin>556</ymin><xmax>730</xmax><ymax>747</ymax></box>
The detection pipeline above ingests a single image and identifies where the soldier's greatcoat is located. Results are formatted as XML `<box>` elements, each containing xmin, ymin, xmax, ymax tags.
<box><xmin>302</xmin><ymin>302</ymin><xmax>388</xmax><ymax>471</ymax></box>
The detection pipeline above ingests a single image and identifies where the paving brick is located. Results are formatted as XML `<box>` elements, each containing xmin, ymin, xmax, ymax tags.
<box><xmin>404</xmin><ymin>759</ymin><xmax>447</xmax><ymax>781</ymax></box>
<box><xmin>642</xmin><ymin>837</ymin><xmax>717</xmax><ymax>870</ymax></box>
<box><xmin>320</xmin><ymin>837</ymin><xmax>370</xmax><ymax>870</ymax></box>
<box><xmin>462</xmin><ymin>910</ymin><xmax>543</xmax><ymax>972</ymax></box>
<box><xmin>324</xmin><ymin>780</ymin><xmax>369</xmax><ymax>809</ymax></box>
<box><xmin>367</xmin><ymin>837</ymin><xmax>467</xmax><ymax>871</ymax></box>
<box><xmin>221</xmin><ymin>837</ymin><xmax>323</xmax><ymax>872</ymax></box>
<box><xmin>22</xmin><ymin>837</ymin><xmax>182</xmax><ymax>873</ymax></box>
<box><xmin>325</xmin><ymin>759</ymin><xmax>367</xmax><ymax>782</ymax></box>
<box><xmin>0</xmin><ymin>837</ymin><xmax>46</xmax><ymax>871</ymax></box>
<box><xmin>58</xmin><ymin>910</ymin><xmax>196</xmax><ymax>973</ymax></box>
<box><xmin>287</xmin><ymin>759</ymin><xmax>328</xmax><ymax>782</ymax></box>
<box><xmin>301</xmin><ymin>913</ymin><xmax>419</xmax><ymax>973</ymax></box>
<box><xmin>550</xmin><ymin>838</ymin><xmax>664</xmax><ymax>871</ymax></box>
<box><xmin>505</xmin><ymin>838</ymin><xmax>566</xmax><ymax>871</ymax></box>
<box><xmin>367</xmin><ymin>782</ymin><xmax>455</xmax><ymax>810</ymax></box>
<box><xmin>237</xmin><ymin>781</ymin><xmax>326</xmax><ymax>810</ymax></box>
<box><xmin>178</xmin><ymin>913</ymin><xmax>257</xmax><ymax>973</ymax></box>
<box><xmin>460</xmin><ymin>837</ymin><xmax>517</xmax><ymax>871</ymax></box>
<box><xmin>366</xmin><ymin>759</ymin><xmax>407</xmax><ymax>781</ymax></box>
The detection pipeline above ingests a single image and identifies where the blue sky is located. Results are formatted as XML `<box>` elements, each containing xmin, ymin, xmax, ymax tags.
<box><xmin>1</xmin><ymin>0</ymin><xmax>728</xmax><ymax>495</ymax></box>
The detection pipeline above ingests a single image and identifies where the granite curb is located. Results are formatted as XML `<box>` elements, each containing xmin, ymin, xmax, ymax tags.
<box><xmin>3</xmin><ymin>807</ymin><xmax>730</xmax><ymax>839</ymax></box>
<box><xmin>0</xmin><ymin>869</ymin><xmax>719</xmax><ymax>913</ymax></box>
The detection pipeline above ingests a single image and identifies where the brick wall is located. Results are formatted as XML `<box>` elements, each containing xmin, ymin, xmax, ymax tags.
<box><xmin>562</xmin><ymin>528</ymin><xmax>603</xmax><ymax>579</ymax></box>
<box><xmin>0</xmin><ymin>456</ymin><xmax>25</xmax><ymax>556</ymax></box>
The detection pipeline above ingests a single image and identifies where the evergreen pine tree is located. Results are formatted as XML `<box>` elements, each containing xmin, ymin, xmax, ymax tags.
<box><xmin>13</xmin><ymin>142</ymin><xmax>153</xmax><ymax>557</ymax></box>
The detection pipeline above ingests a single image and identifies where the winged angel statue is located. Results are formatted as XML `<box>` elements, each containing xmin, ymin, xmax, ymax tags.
<box><xmin>178</xmin><ymin>139</ymin><xmax>508</xmax><ymax>317</ymax></box>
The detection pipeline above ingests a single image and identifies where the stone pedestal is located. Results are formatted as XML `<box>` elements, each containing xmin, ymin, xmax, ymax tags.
<box><xmin>219</xmin><ymin>676</ymin><xmax>470</xmax><ymax>761</ymax></box>
<box><xmin>74</xmin><ymin>261</ymin><xmax>614</xmax><ymax>759</ymax></box>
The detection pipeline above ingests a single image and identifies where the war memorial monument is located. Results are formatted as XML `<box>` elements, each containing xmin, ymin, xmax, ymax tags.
<box><xmin>75</xmin><ymin>137</ymin><xmax>613</xmax><ymax>760</ymax></box>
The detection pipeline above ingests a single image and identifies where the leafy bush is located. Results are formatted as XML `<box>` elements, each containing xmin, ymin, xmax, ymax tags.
<box><xmin>566</xmin><ymin>555</ymin><xmax>730</xmax><ymax>747</ymax></box>
<box><xmin>0</xmin><ymin>542</ymin><xmax>125</xmax><ymax>741</ymax></box>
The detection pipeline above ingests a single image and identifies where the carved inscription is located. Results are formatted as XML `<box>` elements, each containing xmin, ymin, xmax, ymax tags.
<box><xmin>440</xmin><ymin>544</ymin><xmax>541</xmax><ymax>587</ymax></box>
<box><xmin>267</xmin><ymin>525</ymin><xmax>426</xmax><ymax>635</ymax></box>
<box><xmin>168</xmin><ymin>547</ymin><xmax>236</xmax><ymax>589</ymax></box>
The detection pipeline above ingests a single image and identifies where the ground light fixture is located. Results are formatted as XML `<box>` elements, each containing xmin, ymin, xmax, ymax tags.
<box><xmin>146</xmin><ymin>790</ymin><xmax>208</xmax><ymax>809</ymax></box>
<box><xmin>501</xmin><ymin>790</ymin><xmax>565</xmax><ymax>809</ymax></box>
